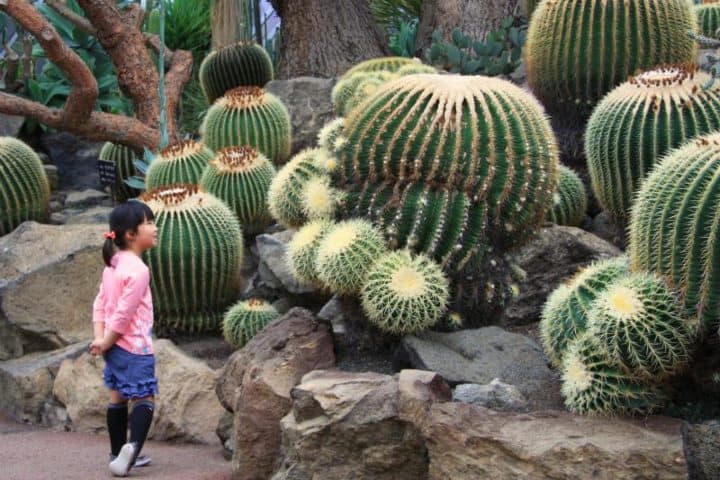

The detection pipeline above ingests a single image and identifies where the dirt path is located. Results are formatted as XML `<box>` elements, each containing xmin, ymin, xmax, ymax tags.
<box><xmin>0</xmin><ymin>413</ymin><xmax>232</xmax><ymax>480</ymax></box>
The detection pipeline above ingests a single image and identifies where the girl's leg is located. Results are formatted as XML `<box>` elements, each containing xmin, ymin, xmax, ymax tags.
<box><xmin>128</xmin><ymin>395</ymin><xmax>155</xmax><ymax>456</ymax></box>
<box><xmin>106</xmin><ymin>390</ymin><xmax>128</xmax><ymax>457</ymax></box>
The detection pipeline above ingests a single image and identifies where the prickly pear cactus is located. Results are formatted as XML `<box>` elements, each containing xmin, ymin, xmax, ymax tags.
<box><xmin>145</xmin><ymin>140</ymin><xmax>214</xmax><ymax>190</ymax></box>
<box><xmin>222</xmin><ymin>298</ymin><xmax>279</xmax><ymax>349</ymax></box>
<box><xmin>98</xmin><ymin>142</ymin><xmax>140</xmax><ymax>202</ymax></box>
<box><xmin>199</xmin><ymin>41</ymin><xmax>274</xmax><ymax>103</ymax></box>
<box><xmin>547</xmin><ymin>165</ymin><xmax>587</xmax><ymax>227</ymax></box>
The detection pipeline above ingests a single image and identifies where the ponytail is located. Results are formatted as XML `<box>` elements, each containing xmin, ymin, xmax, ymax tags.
<box><xmin>102</xmin><ymin>235</ymin><xmax>116</xmax><ymax>267</ymax></box>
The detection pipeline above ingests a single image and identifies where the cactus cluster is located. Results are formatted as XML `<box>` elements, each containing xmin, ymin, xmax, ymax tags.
<box><xmin>199</xmin><ymin>41</ymin><xmax>274</xmax><ymax>103</ymax></box>
<box><xmin>222</xmin><ymin>298</ymin><xmax>279</xmax><ymax>349</ymax></box>
<box><xmin>0</xmin><ymin>137</ymin><xmax>51</xmax><ymax>236</ymax></box>
<box><xmin>141</xmin><ymin>184</ymin><xmax>243</xmax><ymax>335</ymax></box>
<box><xmin>201</xmin><ymin>86</ymin><xmax>292</xmax><ymax>165</ymax></box>
<box><xmin>696</xmin><ymin>1</ymin><xmax>720</xmax><ymax>38</ymax></box>
<box><xmin>547</xmin><ymin>165</ymin><xmax>587</xmax><ymax>227</ymax></box>
<box><xmin>98</xmin><ymin>142</ymin><xmax>140</xmax><ymax>202</ymax></box>
<box><xmin>586</xmin><ymin>65</ymin><xmax>720</xmax><ymax>219</ymax></box>
<box><xmin>200</xmin><ymin>146</ymin><xmax>276</xmax><ymax>234</ymax></box>
<box><xmin>145</xmin><ymin>140</ymin><xmax>214</xmax><ymax>190</ymax></box>
<box><xmin>525</xmin><ymin>0</ymin><xmax>697</xmax><ymax>119</ymax></box>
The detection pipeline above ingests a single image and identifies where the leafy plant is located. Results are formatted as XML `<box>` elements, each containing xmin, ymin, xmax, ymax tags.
<box><xmin>388</xmin><ymin>18</ymin><xmax>418</xmax><ymax>57</ymax></box>
<box><xmin>426</xmin><ymin>17</ymin><xmax>526</xmax><ymax>76</ymax></box>
<box><xmin>369</xmin><ymin>0</ymin><xmax>422</xmax><ymax>28</ymax></box>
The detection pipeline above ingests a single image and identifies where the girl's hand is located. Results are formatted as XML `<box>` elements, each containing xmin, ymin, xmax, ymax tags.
<box><xmin>90</xmin><ymin>337</ymin><xmax>111</xmax><ymax>355</ymax></box>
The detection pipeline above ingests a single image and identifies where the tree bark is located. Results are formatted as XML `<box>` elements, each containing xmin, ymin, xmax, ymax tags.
<box><xmin>416</xmin><ymin>0</ymin><xmax>521</xmax><ymax>55</ymax></box>
<box><xmin>211</xmin><ymin>0</ymin><xmax>248</xmax><ymax>48</ymax></box>
<box><xmin>270</xmin><ymin>0</ymin><xmax>389</xmax><ymax>79</ymax></box>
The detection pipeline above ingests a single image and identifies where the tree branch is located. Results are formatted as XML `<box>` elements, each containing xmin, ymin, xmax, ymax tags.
<box><xmin>164</xmin><ymin>49</ymin><xmax>194</xmax><ymax>138</ymax></box>
<box><xmin>144</xmin><ymin>32</ymin><xmax>174</xmax><ymax>65</ymax></box>
<box><xmin>44</xmin><ymin>0</ymin><xmax>96</xmax><ymax>36</ymax></box>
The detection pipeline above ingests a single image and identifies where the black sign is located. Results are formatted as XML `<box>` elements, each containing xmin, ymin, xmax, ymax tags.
<box><xmin>97</xmin><ymin>160</ymin><xmax>116</xmax><ymax>187</ymax></box>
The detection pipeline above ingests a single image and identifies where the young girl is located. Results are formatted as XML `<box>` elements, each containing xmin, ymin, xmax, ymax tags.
<box><xmin>90</xmin><ymin>201</ymin><xmax>158</xmax><ymax>477</ymax></box>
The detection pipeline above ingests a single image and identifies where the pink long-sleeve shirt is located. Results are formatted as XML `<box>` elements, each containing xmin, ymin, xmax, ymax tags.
<box><xmin>92</xmin><ymin>250</ymin><xmax>154</xmax><ymax>355</ymax></box>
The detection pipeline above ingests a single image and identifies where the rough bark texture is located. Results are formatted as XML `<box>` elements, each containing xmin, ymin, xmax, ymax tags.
<box><xmin>416</xmin><ymin>0</ymin><xmax>521</xmax><ymax>54</ymax></box>
<box><xmin>211</xmin><ymin>0</ymin><xmax>248</xmax><ymax>49</ymax></box>
<box><xmin>269</xmin><ymin>0</ymin><xmax>389</xmax><ymax>78</ymax></box>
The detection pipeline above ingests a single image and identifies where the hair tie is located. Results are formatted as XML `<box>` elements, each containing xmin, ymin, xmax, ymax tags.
<box><xmin>104</xmin><ymin>231</ymin><xmax>116</xmax><ymax>240</ymax></box>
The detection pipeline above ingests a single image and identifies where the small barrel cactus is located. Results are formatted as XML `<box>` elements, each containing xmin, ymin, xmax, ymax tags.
<box><xmin>628</xmin><ymin>132</ymin><xmax>720</xmax><ymax>333</ymax></box>
<box><xmin>141</xmin><ymin>184</ymin><xmax>243</xmax><ymax>335</ymax></box>
<box><xmin>201</xmin><ymin>86</ymin><xmax>292</xmax><ymax>165</ymax></box>
<box><xmin>98</xmin><ymin>142</ymin><xmax>140</xmax><ymax>202</ymax></box>
<box><xmin>315</xmin><ymin>219</ymin><xmax>387</xmax><ymax>294</ymax></box>
<box><xmin>317</xmin><ymin>117</ymin><xmax>346</xmax><ymax>155</ymax></box>
<box><xmin>331</xmin><ymin>71</ymin><xmax>396</xmax><ymax>116</ymax></box>
<box><xmin>145</xmin><ymin>140</ymin><xmax>214</xmax><ymax>190</ymax></box>
<box><xmin>540</xmin><ymin>256</ymin><xmax>629</xmax><ymax>368</ymax></box>
<box><xmin>696</xmin><ymin>1</ymin><xmax>720</xmax><ymax>38</ymax></box>
<box><xmin>547</xmin><ymin>165</ymin><xmax>587</xmax><ymax>227</ymax></box>
<box><xmin>0</xmin><ymin>137</ymin><xmax>50</xmax><ymax>236</ymax></box>
<box><xmin>395</xmin><ymin>64</ymin><xmax>437</xmax><ymax>76</ymax></box>
<box><xmin>200</xmin><ymin>146</ymin><xmax>276</xmax><ymax>234</ymax></box>
<box><xmin>286</xmin><ymin>219</ymin><xmax>335</xmax><ymax>285</ymax></box>
<box><xmin>525</xmin><ymin>0</ymin><xmax>697</xmax><ymax>119</ymax></box>
<box><xmin>587</xmin><ymin>273</ymin><xmax>695</xmax><ymax>380</ymax></box>
<box><xmin>222</xmin><ymin>298</ymin><xmax>280</xmax><ymax>349</ymax></box>
<box><xmin>561</xmin><ymin>334</ymin><xmax>663</xmax><ymax>416</ymax></box>
<box><xmin>342</xmin><ymin>57</ymin><xmax>420</xmax><ymax>78</ymax></box>
<box><xmin>586</xmin><ymin>65</ymin><xmax>720</xmax><ymax>219</ymax></box>
<box><xmin>199</xmin><ymin>41</ymin><xmax>274</xmax><ymax>103</ymax></box>
<box><xmin>361</xmin><ymin>250</ymin><xmax>449</xmax><ymax>334</ymax></box>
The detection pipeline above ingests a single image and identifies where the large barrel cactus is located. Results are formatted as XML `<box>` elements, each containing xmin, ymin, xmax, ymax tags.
<box><xmin>199</xmin><ymin>41</ymin><xmax>274</xmax><ymax>103</ymax></box>
<box><xmin>200</xmin><ymin>146</ymin><xmax>276</xmax><ymax>234</ymax></box>
<box><xmin>145</xmin><ymin>140</ymin><xmax>214</xmax><ymax>190</ymax></box>
<box><xmin>98</xmin><ymin>142</ymin><xmax>140</xmax><ymax>202</ymax></box>
<box><xmin>629</xmin><ymin>132</ymin><xmax>720</xmax><ymax>333</ymax></box>
<box><xmin>586</xmin><ymin>65</ymin><xmax>720</xmax><ymax>219</ymax></box>
<box><xmin>141</xmin><ymin>184</ymin><xmax>243</xmax><ymax>335</ymax></box>
<box><xmin>200</xmin><ymin>86</ymin><xmax>292</xmax><ymax>165</ymax></box>
<box><xmin>696</xmin><ymin>1</ymin><xmax>720</xmax><ymax>37</ymax></box>
<box><xmin>547</xmin><ymin>165</ymin><xmax>587</xmax><ymax>227</ymax></box>
<box><xmin>525</xmin><ymin>0</ymin><xmax>697</xmax><ymax>119</ymax></box>
<box><xmin>0</xmin><ymin>137</ymin><xmax>51</xmax><ymax>235</ymax></box>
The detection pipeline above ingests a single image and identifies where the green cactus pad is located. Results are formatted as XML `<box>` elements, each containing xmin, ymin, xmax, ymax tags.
<box><xmin>588</xmin><ymin>273</ymin><xmax>696</xmax><ymax>380</ymax></box>
<box><xmin>0</xmin><ymin>137</ymin><xmax>50</xmax><ymax>236</ymax></box>
<box><xmin>286</xmin><ymin>219</ymin><xmax>335</xmax><ymax>285</ymax></box>
<box><xmin>586</xmin><ymin>65</ymin><xmax>720</xmax><ymax>219</ymax></box>
<box><xmin>315</xmin><ymin>219</ymin><xmax>387</xmax><ymax>294</ymax></box>
<box><xmin>222</xmin><ymin>298</ymin><xmax>280</xmax><ymax>349</ymax></box>
<box><xmin>547</xmin><ymin>165</ymin><xmax>587</xmax><ymax>227</ymax></box>
<box><xmin>201</xmin><ymin>86</ymin><xmax>292</xmax><ymax>165</ymax></box>
<box><xmin>141</xmin><ymin>184</ymin><xmax>243</xmax><ymax>335</ymax></box>
<box><xmin>525</xmin><ymin>0</ymin><xmax>697</xmax><ymax>119</ymax></box>
<box><xmin>561</xmin><ymin>334</ymin><xmax>663</xmax><ymax>416</ymax></box>
<box><xmin>200</xmin><ymin>146</ymin><xmax>276</xmax><ymax>234</ymax></box>
<box><xmin>628</xmin><ymin>132</ymin><xmax>720</xmax><ymax>333</ymax></box>
<box><xmin>342</xmin><ymin>57</ymin><xmax>420</xmax><ymax>78</ymax></box>
<box><xmin>696</xmin><ymin>2</ymin><xmax>720</xmax><ymax>38</ymax></box>
<box><xmin>540</xmin><ymin>256</ymin><xmax>629</xmax><ymax>368</ymax></box>
<box><xmin>145</xmin><ymin>140</ymin><xmax>214</xmax><ymax>190</ymax></box>
<box><xmin>361</xmin><ymin>250</ymin><xmax>449</xmax><ymax>334</ymax></box>
<box><xmin>199</xmin><ymin>41</ymin><xmax>274</xmax><ymax>103</ymax></box>
<box><xmin>98</xmin><ymin>142</ymin><xmax>140</xmax><ymax>202</ymax></box>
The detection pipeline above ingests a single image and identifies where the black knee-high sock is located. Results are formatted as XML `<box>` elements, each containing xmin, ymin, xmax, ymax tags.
<box><xmin>107</xmin><ymin>402</ymin><xmax>128</xmax><ymax>456</ymax></box>
<box><xmin>129</xmin><ymin>400</ymin><xmax>154</xmax><ymax>455</ymax></box>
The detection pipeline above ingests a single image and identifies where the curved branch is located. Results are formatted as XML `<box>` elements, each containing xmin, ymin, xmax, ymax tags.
<box><xmin>164</xmin><ymin>49</ymin><xmax>194</xmax><ymax>139</ymax></box>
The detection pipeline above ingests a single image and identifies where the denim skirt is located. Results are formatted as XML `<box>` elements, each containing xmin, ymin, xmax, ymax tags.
<box><xmin>103</xmin><ymin>344</ymin><xmax>159</xmax><ymax>399</ymax></box>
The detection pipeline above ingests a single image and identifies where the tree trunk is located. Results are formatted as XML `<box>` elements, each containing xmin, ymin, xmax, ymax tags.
<box><xmin>416</xmin><ymin>0</ymin><xmax>521</xmax><ymax>55</ymax></box>
<box><xmin>211</xmin><ymin>0</ymin><xmax>248</xmax><ymax>49</ymax></box>
<box><xmin>270</xmin><ymin>0</ymin><xmax>389</xmax><ymax>79</ymax></box>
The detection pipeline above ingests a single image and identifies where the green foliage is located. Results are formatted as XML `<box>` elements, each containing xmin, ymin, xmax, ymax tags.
<box><xmin>287</xmin><ymin>219</ymin><xmax>335</xmax><ymax>285</ymax></box>
<box><xmin>586</xmin><ymin>65</ymin><xmax>720</xmax><ymax>219</ymax></box>
<box><xmin>425</xmin><ymin>18</ymin><xmax>526</xmax><ymax>76</ymax></box>
<box><xmin>369</xmin><ymin>0</ymin><xmax>422</xmax><ymax>28</ymax></box>
<box><xmin>148</xmin><ymin>0</ymin><xmax>212</xmax><ymax>56</ymax></box>
<box><xmin>389</xmin><ymin>18</ymin><xmax>418</xmax><ymax>57</ymax></box>
<box><xmin>141</xmin><ymin>184</ymin><xmax>243</xmax><ymax>335</ymax></box>
<box><xmin>145</xmin><ymin>140</ymin><xmax>214</xmax><ymax>190</ymax></box>
<box><xmin>547</xmin><ymin>165</ymin><xmax>587</xmax><ymax>227</ymax></box>
<box><xmin>98</xmin><ymin>142</ymin><xmax>141</xmax><ymax>202</ymax></box>
<box><xmin>361</xmin><ymin>250</ymin><xmax>449</xmax><ymax>334</ymax></box>
<box><xmin>199</xmin><ymin>41</ymin><xmax>274</xmax><ymax>103</ymax></box>
<box><xmin>0</xmin><ymin>137</ymin><xmax>50</xmax><ymax>236</ymax></box>
<box><xmin>222</xmin><ymin>298</ymin><xmax>279</xmax><ymax>349</ymax></box>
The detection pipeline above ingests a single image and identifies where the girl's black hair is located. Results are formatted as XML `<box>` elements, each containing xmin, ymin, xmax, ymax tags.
<box><xmin>103</xmin><ymin>200</ymin><xmax>155</xmax><ymax>267</ymax></box>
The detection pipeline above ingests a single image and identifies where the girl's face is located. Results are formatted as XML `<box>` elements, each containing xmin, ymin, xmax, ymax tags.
<box><xmin>127</xmin><ymin>217</ymin><xmax>158</xmax><ymax>253</ymax></box>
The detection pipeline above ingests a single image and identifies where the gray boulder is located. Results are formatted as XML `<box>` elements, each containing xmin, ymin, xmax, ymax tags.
<box><xmin>255</xmin><ymin>230</ymin><xmax>316</xmax><ymax>294</ymax></box>
<box><xmin>683</xmin><ymin>420</ymin><xmax>720</xmax><ymax>480</ymax></box>
<box><xmin>453</xmin><ymin>379</ymin><xmax>528</xmax><ymax>412</ymax></box>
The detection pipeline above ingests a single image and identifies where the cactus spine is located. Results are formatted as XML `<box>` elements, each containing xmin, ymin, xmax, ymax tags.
<box><xmin>287</xmin><ymin>219</ymin><xmax>335</xmax><ymax>285</ymax></box>
<box><xmin>586</xmin><ymin>65</ymin><xmax>720</xmax><ymax>219</ymax></box>
<box><xmin>200</xmin><ymin>146</ymin><xmax>276</xmax><ymax>234</ymax></box>
<box><xmin>145</xmin><ymin>140</ymin><xmax>214</xmax><ymax>190</ymax></box>
<box><xmin>547</xmin><ymin>165</ymin><xmax>587</xmax><ymax>227</ymax></box>
<box><xmin>222</xmin><ymin>298</ymin><xmax>279</xmax><ymax>349</ymax></box>
<box><xmin>199</xmin><ymin>41</ymin><xmax>274</xmax><ymax>103</ymax></box>
<box><xmin>98</xmin><ymin>142</ymin><xmax>140</xmax><ymax>202</ymax></box>
<box><xmin>201</xmin><ymin>86</ymin><xmax>292</xmax><ymax>165</ymax></box>
<box><xmin>0</xmin><ymin>137</ymin><xmax>50</xmax><ymax>235</ymax></box>
<box><xmin>141</xmin><ymin>184</ymin><xmax>243</xmax><ymax>334</ymax></box>
<box><xmin>628</xmin><ymin>132</ymin><xmax>720</xmax><ymax>333</ymax></box>
<box><xmin>361</xmin><ymin>250</ymin><xmax>449</xmax><ymax>334</ymax></box>
<box><xmin>525</xmin><ymin>0</ymin><xmax>697</xmax><ymax>119</ymax></box>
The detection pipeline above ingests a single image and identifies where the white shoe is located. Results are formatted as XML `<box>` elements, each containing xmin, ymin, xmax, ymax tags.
<box><xmin>109</xmin><ymin>442</ymin><xmax>137</xmax><ymax>477</ymax></box>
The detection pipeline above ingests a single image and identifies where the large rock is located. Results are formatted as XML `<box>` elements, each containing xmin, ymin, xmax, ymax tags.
<box><xmin>683</xmin><ymin>420</ymin><xmax>720</xmax><ymax>480</ymax></box>
<box><xmin>271</xmin><ymin>369</ymin><xmax>449</xmax><ymax>480</ymax></box>
<box><xmin>452</xmin><ymin>379</ymin><xmax>528</xmax><ymax>412</ymax></box>
<box><xmin>0</xmin><ymin>113</ymin><xmax>24</xmax><ymax>137</ymax></box>
<box><xmin>503</xmin><ymin>225</ymin><xmax>621</xmax><ymax>326</ymax></box>
<box><xmin>39</xmin><ymin>132</ymin><xmax>104</xmax><ymax>191</ymax></box>
<box><xmin>215</xmin><ymin>308</ymin><xmax>335</xmax><ymax>480</ymax></box>
<box><xmin>416</xmin><ymin>403</ymin><xmax>687</xmax><ymax>479</ymax></box>
<box><xmin>401</xmin><ymin>326</ymin><xmax>563</xmax><ymax>410</ymax></box>
<box><xmin>0</xmin><ymin>342</ymin><xmax>86</xmax><ymax>425</ymax></box>
<box><xmin>52</xmin><ymin>339</ymin><xmax>224</xmax><ymax>444</ymax></box>
<box><xmin>0</xmin><ymin>222</ymin><xmax>106</xmax><ymax>359</ymax></box>
<box><xmin>255</xmin><ymin>230</ymin><xmax>316</xmax><ymax>294</ymax></box>
<box><xmin>266</xmin><ymin>77</ymin><xmax>336</xmax><ymax>155</ymax></box>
